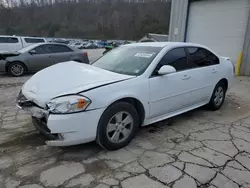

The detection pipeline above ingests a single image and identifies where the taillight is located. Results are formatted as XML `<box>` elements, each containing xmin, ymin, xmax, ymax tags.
<box><xmin>83</xmin><ymin>52</ymin><xmax>88</xmax><ymax>57</ymax></box>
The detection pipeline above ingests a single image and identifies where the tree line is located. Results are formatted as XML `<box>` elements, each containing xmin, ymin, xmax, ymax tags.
<box><xmin>0</xmin><ymin>0</ymin><xmax>171</xmax><ymax>40</ymax></box>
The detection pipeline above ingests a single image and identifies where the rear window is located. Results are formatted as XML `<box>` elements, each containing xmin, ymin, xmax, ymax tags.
<box><xmin>24</xmin><ymin>38</ymin><xmax>45</xmax><ymax>43</ymax></box>
<box><xmin>0</xmin><ymin>37</ymin><xmax>19</xmax><ymax>43</ymax></box>
<box><xmin>42</xmin><ymin>44</ymin><xmax>73</xmax><ymax>53</ymax></box>
<box><xmin>50</xmin><ymin>45</ymin><xmax>73</xmax><ymax>53</ymax></box>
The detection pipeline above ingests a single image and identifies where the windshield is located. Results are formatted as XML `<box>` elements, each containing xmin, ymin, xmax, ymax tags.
<box><xmin>92</xmin><ymin>46</ymin><xmax>162</xmax><ymax>76</ymax></box>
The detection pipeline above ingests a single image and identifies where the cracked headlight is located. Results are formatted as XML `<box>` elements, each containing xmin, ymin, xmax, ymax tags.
<box><xmin>47</xmin><ymin>95</ymin><xmax>91</xmax><ymax>114</ymax></box>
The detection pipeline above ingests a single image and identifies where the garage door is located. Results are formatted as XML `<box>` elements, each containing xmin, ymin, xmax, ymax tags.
<box><xmin>186</xmin><ymin>0</ymin><xmax>250</xmax><ymax>62</ymax></box>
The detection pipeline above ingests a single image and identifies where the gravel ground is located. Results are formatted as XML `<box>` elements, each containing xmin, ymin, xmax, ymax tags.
<box><xmin>0</xmin><ymin>56</ymin><xmax>250</xmax><ymax>188</ymax></box>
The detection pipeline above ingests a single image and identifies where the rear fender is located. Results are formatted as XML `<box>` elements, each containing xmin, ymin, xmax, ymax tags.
<box><xmin>221</xmin><ymin>56</ymin><xmax>235</xmax><ymax>75</ymax></box>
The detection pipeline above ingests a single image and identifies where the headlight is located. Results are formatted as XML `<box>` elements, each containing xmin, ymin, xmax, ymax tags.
<box><xmin>47</xmin><ymin>95</ymin><xmax>91</xmax><ymax>114</ymax></box>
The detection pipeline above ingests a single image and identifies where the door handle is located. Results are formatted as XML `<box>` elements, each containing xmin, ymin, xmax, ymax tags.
<box><xmin>212</xmin><ymin>69</ymin><xmax>217</xmax><ymax>73</ymax></box>
<box><xmin>182</xmin><ymin>75</ymin><xmax>191</xmax><ymax>80</ymax></box>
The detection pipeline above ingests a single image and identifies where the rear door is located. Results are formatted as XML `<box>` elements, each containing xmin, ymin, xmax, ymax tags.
<box><xmin>185</xmin><ymin>47</ymin><xmax>221</xmax><ymax>104</ymax></box>
<box><xmin>44</xmin><ymin>44</ymin><xmax>74</xmax><ymax>65</ymax></box>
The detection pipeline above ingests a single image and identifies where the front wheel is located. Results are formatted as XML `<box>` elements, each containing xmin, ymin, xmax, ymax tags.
<box><xmin>96</xmin><ymin>102</ymin><xmax>139</xmax><ymax>150</ymax></box>
<box><xmin>207</xmin><ymin>82</ymin><xmax>226</xmax><ymax>110</ymax></box>
<box><xmin>8</xmin><ymin>62</ymin><xmax>25</xmax><ymax>77</ymax></box>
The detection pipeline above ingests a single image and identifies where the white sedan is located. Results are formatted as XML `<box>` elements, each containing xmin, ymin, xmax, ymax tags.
<box><xmin>17</xmin><ymin>42</ymin><xmax>235</xmax><ymax>150</ymax></box>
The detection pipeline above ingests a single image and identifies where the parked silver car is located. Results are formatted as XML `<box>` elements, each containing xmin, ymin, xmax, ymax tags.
<box><xmin>0</xmin><ymin>43</ymin><xmax>89</xmax><ymax>76</ymax></box>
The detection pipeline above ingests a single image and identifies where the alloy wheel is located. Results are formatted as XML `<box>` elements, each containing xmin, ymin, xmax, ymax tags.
<box><xmin>11</xmin><ymin>64</ymin><xmax>24</xmax><ymax>76</ymax></box>
<box><xmin>106</xmin><ymin>111</ymin><xmax>134</xmax><ymax>143</ymax></box>
<box><xmin>214</xmin><ymin>86</ymin><xmax>224</xmax><ymax>106</ymax></box>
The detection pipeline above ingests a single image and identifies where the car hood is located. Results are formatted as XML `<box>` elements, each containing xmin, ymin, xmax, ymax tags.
<box><xmin>22</xmin><ymin>61</ymin><xmax>134</xmax><ymax>107</ymax></box>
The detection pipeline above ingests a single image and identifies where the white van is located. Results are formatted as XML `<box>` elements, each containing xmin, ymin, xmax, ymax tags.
<box><xmin>0</xmin><ymin>35</ymin><xmax>46</xmax><ymax>52</ymax></box>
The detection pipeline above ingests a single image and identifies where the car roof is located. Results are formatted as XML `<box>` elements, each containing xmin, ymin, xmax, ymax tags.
<box><xmin>123</xmin><ymin>42</ymin><xmax>219</xmax><ymax>55</ymax></box>
<box><xmin>124</xmin><ymin>42</ymin><xmax>205</xmax><ymax>48</ymax></box>
<box><xmin>18</xmin><ymin>42</ymin><xmax>73</xmax><ymax>53</ymax></box>
<box><xmin>0</xmin><ymin>35</ymin><xmax>45</xmax><ymax>39</ymax></box>
<box><xmin>122</xmin><ymin>42</ymin><xmax>220</xmax><ymax>57</ymax></box>
<box><xmin>28</xmin><ymin>42</ymin><xmax>68</xmax><ymax>47</ymax></box>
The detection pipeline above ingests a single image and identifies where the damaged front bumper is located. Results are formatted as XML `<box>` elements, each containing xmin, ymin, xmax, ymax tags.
<box><xmin>17</xmin><ymin>91</ymin><xmax>104</xmax><ymax>147</ymax></box>
<box><xmin>32</xmin><ymin>117</ymin><xmax>59</xmax><ymax>140</ymax></box>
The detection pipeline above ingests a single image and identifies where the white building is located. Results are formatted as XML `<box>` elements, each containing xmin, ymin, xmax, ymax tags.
<box><xmin>169</xmin><ymin>0</ymin><xmax>250</xmax><ymax>75</ymax></box>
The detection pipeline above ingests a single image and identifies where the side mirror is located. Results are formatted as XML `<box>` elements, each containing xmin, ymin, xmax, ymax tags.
<box><xmin>29</xmin><ymin>50</ymin><xmax>36</xmax><ymax>55</ymax></box>
<box><xmin>158</xmin><ymin>65</ymin><xmax>176</xmax><ymax>75</ymax></box>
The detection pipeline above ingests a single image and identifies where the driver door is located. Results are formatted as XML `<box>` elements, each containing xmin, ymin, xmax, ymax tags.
<box><xmin>148</xmin><ymin>47</ymin><xmax>194</xmax><ymax>120</ymax></box>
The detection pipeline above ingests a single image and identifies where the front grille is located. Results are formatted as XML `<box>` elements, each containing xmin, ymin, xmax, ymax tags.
<box><xmin>19</xmin><ymin>101</ymin><xmax>36</xmax><ymax>108</ymax></box>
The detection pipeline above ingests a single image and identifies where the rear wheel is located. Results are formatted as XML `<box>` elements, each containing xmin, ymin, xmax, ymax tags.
<box><xmin>8</xmin><ymin>62</ymin><xmax>25</xmax><ymax>77</ymax></box>
<box><xmin>207</xmin><ymin>82</ymin><xmax>226</xmax><ymax>110</ymax></box>
<box><xmin>96</xmin><ymin>102</ymin><xmax>139</xmax><ymax>150</ymax></box>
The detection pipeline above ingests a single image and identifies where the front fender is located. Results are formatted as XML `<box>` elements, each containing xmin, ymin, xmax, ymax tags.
<box><xmin>104</xmin><ymin>94</ymin><xmax>144</xmax><ymax>109</ymax></box>
<box><xmin>81</xmin><ymin>77</ymin><xmax>150</xmax><ymax>120</ymax></box>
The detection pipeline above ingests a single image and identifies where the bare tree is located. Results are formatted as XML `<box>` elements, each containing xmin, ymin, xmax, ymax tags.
<box><xmin>0</xmin><ymin>0</ymin><xmax>171</xmax><ymax>40</ymax></box>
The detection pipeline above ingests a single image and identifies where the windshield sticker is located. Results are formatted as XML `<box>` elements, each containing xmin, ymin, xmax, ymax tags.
<box><xmin>134</xmin><ymin>69</ymin><xmax>140</xmax><ymax>74</ymax></box>
<box><xmin>135</xmin><ymin>53</ymin><xmax>154</xmax><ymax>58</ymax></box>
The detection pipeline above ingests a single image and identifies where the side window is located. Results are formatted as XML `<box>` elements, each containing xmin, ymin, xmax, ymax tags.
<box><xmin>158</xmin><ymin>48</ymin><xmax>188</xmax><ymax>71</ymax></box>
<box><xmin>187</xmin><ymin>47</ymin><xmax>218</xmax><ymax>68</ymax></box>
<box><xmin>32</xmin><ymin>46</ymin><xmax>46</xmax><ymax>54</ymax></box>
<box><xmin>52</xmin><ymin>45</ymin><xmax>73</xmax><ymax>53</ymax></box>
<box><xmin>43</xmin><ymin>44</ymin><xmax>56</xmax><ymax>54</ymax></box>
<box><xmin>207</xmin><ymin>51</ymin><xmax>219</xmax><ymax>65</ymax></box>
<box><xmin>8</xmin><ymin>37</ymin><xmax>18</xmax><ymax>43</ymax></box>
<box><xmin>24</xmin><ymin>38</ymin><xmax>45</xmax><ymax>43</ymax></box>
<box><xmin>43</xmin><ymin>44</ymin><xmax>72</xmax><ymax>53</ymax></box>
<box><xmin>0</xmin><ymin>37</ymin><xmax>18</xmax><ymax>43</ymax></box>
<box><xmin>0</xmin><ymin>37</ymin><xmax>6</xmax><ymax>43</ymax></box>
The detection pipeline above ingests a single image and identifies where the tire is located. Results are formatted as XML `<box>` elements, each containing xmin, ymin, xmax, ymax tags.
<box><xmin>96</xmin><ymin>102</ymin><xmax>139</xmax><ymax>150</ymax></box>
<box><xmin>7</xmin><ymin>62</ymin><xmax>26</xmax><ymax>77</ymax></box>
<box><xmin>207</xmin><ymin>82</ymin><xmax>226</xmax><ymax>111</ymax></box>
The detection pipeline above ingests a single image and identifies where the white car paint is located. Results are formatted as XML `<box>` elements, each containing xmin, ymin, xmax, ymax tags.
<box><xmin>0</xmin><ymin>35</ymin><xmax>46</xmax><ymax>52</ymax></box>
<box><xmin>22</xmin><ymin>61</ymin><xmax>134</xmax><ymax>108</ymax></box>
<box><xmin>18</xmin><ymin>42</ymin><xmax>235</xmax><ymax>146</ymax></box>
